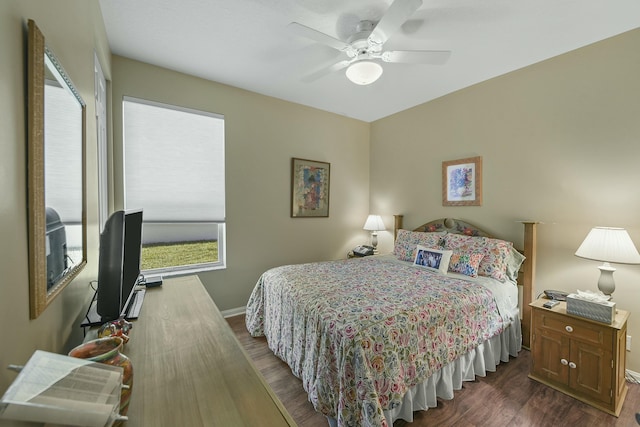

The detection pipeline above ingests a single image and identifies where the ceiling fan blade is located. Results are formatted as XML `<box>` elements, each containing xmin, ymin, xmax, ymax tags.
<box><xmin>369</xmin><ymin>0</ymin><xmax>423</xmax><ymax>46</ymax></box>
<box><xmin>288</xmin><ymin>22</ymin><xmax>351</xmax><ymax>52</ymax></box>
<box><xmin>301</xmin><ymin>59</ymin><xmax>352</xmax><ymax>83</ymax></box>
<box><xmin>381</xmin><ymin>50</ymin><xmax>451</xmax><ymax>65</ymax></box>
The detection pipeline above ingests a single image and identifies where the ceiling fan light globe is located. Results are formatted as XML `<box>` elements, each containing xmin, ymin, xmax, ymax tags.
<box><xmin>345</xmin><ymin>61</ymin><xmax>383</xmax><ymax>85</ymax></box>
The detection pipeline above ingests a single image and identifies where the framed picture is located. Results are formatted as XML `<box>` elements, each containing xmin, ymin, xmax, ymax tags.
<box><xmin>291</xmin><ymin>157</ymin><xmax>330</xmax><ymax>217</ymax></box>
<box><xmin>442</xmin><ymin>156</ymin><xmax>482</xmax><ymax>206</ymax></box>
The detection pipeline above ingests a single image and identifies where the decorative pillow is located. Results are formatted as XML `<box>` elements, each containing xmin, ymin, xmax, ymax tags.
<box><xmin>505</xmin><ymin>247</ymin><xmax>526</xmax><ymax>283</ymax></box>
<box><xmin>448</xmin><ymin>251</ymin><xmax>484</xmax><ymax>278</ymax></box>
<box><xmin>413</xmin><ymin>245</ymin><xmax>452</xmax><ymax>274</ymax></box>
<box><xmin>394</xmin><ymin>229</ymin><xmax>445</xmax><ymax>262</ymax></box>
<box><xmin>443</xmin><ymin>233</ymin><xmax>513</xmax><ymax>282</ymax></box>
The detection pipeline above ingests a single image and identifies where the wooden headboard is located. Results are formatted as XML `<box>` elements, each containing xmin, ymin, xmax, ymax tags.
<box><xmin>393</xmin><ymin>215</ymin><xmax>537</xmax><ymax>349</ymax></box>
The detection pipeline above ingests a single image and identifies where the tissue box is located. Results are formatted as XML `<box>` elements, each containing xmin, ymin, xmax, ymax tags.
<box><xmin>566</xmin><ymin>294</ymin><xmax>615</xmax><ymax>324</ymax></box>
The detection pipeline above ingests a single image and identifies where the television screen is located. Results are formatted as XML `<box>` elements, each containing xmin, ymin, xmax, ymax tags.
<box><xmin>96</xmin><ymin>209</ymin><xmax>143</xmax><ymax>322</ymax></box>
<box><xmin>119</xmin><ymin>209</ymin><xmax>143</xmax><ymax>316</ymax></box>
<box><xmin>45</xmin><ymin>207</ymin><xmax>68</xmax><ymax>289</ymax></box>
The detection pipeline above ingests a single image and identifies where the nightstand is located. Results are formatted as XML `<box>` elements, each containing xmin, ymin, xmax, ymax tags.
<box><xmin>529</xmin><ymin>298</ymin><xmax>629</xmax><ymax>416</ymax></box>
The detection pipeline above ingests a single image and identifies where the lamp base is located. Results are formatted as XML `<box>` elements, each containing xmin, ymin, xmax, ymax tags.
<box><xmin>597</xmin><ymin>262</ymin><xmax>616</xmax><ymax>295</ymax></box>
<box><xmin>371</xmin><ymin>231</ymin><xmax>378</xmax><ymax>254</ymax></box>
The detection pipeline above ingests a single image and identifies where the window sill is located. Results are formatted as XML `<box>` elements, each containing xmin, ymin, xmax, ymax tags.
<box><xmin>143</xmin><ymin>263</ymin><xmax>226</xmax><ymax>279</ymax></box>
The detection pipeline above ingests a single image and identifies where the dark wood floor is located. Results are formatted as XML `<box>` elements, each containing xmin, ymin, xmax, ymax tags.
<box><xmin>227</xmin><ymin>314</ymin><xmax>640</xmax><ymax>427</ymax></box>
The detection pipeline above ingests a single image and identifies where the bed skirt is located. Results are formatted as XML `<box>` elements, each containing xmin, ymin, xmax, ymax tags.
<box><xmin>326</xmin><ymin>314</ymin><xmax>522</xmax><ymax>427</ymax></box>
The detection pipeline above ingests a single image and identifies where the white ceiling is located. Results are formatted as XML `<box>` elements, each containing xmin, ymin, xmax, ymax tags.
<box><xmin>98</xmin><ymin>0</ymin><xmax>640</xmax><ymax>123</ymax></box>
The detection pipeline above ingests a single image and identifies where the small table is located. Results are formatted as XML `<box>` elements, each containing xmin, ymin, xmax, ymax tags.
<box><xmin>529</xmin><ymin>298</ymin><xmax>629</xmax><ymax>416</ymax></box>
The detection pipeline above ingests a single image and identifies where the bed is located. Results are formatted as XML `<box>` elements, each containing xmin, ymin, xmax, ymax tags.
<box><xmin>246</xmin><ymin>217</ymin><xmax>537</xmax><ymax>427</ymax></box>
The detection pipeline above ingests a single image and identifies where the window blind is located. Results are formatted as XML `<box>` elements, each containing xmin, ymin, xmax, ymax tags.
<box><xmin>44</xmin><ymin>82</ymin><xmax>83</xmax><ymax>223</ymax></box>
<box><xmin>123</xmin><ymin>97</ymin><xmax>225</xmax><ymax>223</ymax></box>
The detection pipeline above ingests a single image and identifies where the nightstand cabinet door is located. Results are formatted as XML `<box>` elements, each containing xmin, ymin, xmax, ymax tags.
<box><xmin>569</xmin><ymin>340</ymin><xmax>612</xmax><ymax>405</ymax></box>
<box><xmin>531</xmin><ymin>327</ymin><xmax>570</xmax><ymax>384</ymax></box>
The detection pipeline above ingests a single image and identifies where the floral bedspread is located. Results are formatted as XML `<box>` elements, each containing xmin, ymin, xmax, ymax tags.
<box><xmin>246</xmin><ymin>256</ymin><xmax>504</xmax><ymax>427</ymax></box>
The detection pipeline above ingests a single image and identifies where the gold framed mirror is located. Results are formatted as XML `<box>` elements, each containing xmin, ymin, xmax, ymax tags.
<box><xmin>27</xmin><ymin>19</ymin><xmax>87</xmax><ymax>318</ymax></box>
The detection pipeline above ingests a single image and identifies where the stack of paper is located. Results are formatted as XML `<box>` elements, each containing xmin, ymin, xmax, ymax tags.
<box><xmin>0</xmin><ymin>350</ymin><xmax>125</xmax><ymax>427</ymax></box>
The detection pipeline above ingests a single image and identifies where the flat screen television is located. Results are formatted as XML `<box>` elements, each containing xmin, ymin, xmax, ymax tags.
<box><xmin>95</xmin><ymin>208</ymin><xmax>143</xmax><ymax>322</ymax></box>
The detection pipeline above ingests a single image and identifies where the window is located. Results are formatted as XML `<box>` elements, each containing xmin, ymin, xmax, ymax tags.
<box><xmin>123</xmin><ymin>97</ymin><xmax>225</xmax><ymax>275</ymax></box>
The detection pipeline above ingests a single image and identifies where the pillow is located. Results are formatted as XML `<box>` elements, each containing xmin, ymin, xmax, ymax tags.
<box><xmin>505</xmin><ymin>247</ymin><xmax>526</xmax><ymax>283</ymax></box>
<box><xmin>394</xmin><ymin>229</ymin><xmax>445</xmax><ymax>262</ymax></box>
<box><xmin>448</xmin><ymin>251</ymin><xmax>484</xmax><ymax>277</ymax></box>
<box><xmin>443</xmin><ymin>233</ymin><xmax>513</xmax><ymax>282</ymax></box>
<box><xmin>413</xmin><ymin>245</ymin><xmax>452</xmax><ymax>274</ymax></box>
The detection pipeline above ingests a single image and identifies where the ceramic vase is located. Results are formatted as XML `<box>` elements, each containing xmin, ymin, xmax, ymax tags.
<box><xmin>69</xmin><ymin>336</ymin><xmax>133</xmax><ymax>422</ymax></box>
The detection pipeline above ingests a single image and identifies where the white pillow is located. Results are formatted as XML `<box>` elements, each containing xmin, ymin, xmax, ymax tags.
<box><xmin>413</xmin><ymin>245</ymin><xmax>453</xmax><ymax>274</ymax></box>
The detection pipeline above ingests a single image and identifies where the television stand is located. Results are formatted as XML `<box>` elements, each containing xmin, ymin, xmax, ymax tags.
<box><xmin>80</xmin><ymin>299</ymin><xmax>103</xmax><ymax>328</ymax></box>
<box><xmin>124</xmin><ymin>288</ymin><xmax>145</xmax><ymax>319</ymax></box>
<box><xmin>80</xmin><ymin>288</ymin><xmax>147</xmax><ymax>329</ymax></box>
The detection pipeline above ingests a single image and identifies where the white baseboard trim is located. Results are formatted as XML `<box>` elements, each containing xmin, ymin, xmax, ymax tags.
<box><xmin>626</xmin><ymin>369</ymin><xmax>640</xmax><ymax>383</ymax></box>
<box><xmin>222</xmin><ymin>306</ymin><xmax>246</xmax><ymax>318</ymax></box>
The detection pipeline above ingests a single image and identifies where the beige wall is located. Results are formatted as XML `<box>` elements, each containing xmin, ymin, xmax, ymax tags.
<box><xmin>370</xmin><ymin>28</ymin><xmax>640</xmax><ymax>371</ymax></box>
<box><xmin>109</xmin><ymin>57</ymin><xmax>371</xmax><ymax>312</ymax></box>
<box><xmin>0</xmin><ymin>0</ymin><xmax>110</xmax><ymax>415</ymax></box>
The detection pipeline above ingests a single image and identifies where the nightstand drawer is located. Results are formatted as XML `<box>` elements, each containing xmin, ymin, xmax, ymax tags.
<box><xmin>534</xmin><ymin>309</ymin><xmax>613</xmax><ymax>348</ymax></box>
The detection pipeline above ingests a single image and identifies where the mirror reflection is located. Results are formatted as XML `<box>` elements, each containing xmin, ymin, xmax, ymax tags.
<box><xmin>44</xmin><ymin>52</ymin><xmax>84</xmax><ymax>288</ymax></box>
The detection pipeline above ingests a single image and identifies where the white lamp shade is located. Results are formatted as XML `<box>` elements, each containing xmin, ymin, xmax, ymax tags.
<box><xmin>345</xmin><ymin>61</ymin><xmax>383</xmax><ymax>85</ymax></box>
<box><xmin>575</xmin><ymin>227</ymin><xmax>640</xmax><ymax>264</ymax></box>
<box><xmin>363</xmin><ymin>215</ymin><xmax>386</xmax><ymax>231</ymax></box>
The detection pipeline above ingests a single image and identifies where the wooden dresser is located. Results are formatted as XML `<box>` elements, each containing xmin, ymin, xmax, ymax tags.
<box><xmin>529</xmin><ymin>298</ymin><xmax>628</xmax><ymax>416</ymax></box>
<box><xmin>123</xmin><ymin>275</ymin><xmax>296</xmax><ymax>426</ymax></box>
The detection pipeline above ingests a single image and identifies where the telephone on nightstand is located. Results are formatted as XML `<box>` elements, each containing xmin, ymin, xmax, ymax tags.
<box><xmin>543</xmin><ymin>289</ymin><xmax>569</xmax><ymax>301</ymax></box>
<box><xmin>353</xmin><ymin>245</ymin><xmax>374</xmax><ymax>257</ymax></box>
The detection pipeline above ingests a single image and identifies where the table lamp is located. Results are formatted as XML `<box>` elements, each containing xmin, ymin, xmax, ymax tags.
<box><xmin>363</xmin><ymin>215</ymin><xmax>386</xmax><ymax>254</ymax></box>
<box><xmin>574</xmin><ymin>227</ymin><xmax>640</xmax><ymax>295</ymax></box>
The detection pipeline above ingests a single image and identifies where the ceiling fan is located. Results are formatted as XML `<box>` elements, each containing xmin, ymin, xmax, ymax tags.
<box><xmin>289</xmin><ymin>0</ymin><xmax>451</xmax><ymax>85</ymax></box>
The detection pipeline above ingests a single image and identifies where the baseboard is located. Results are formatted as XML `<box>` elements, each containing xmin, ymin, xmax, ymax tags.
<box><xmin>626</xmin><ymin>369</ymin><xmax>640</xmax><ymax>383</ymax></box>
<box><xmin>221</xmin><ymin>306</ymin><xmax>246</xmax><ymax>318</ymax></box>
